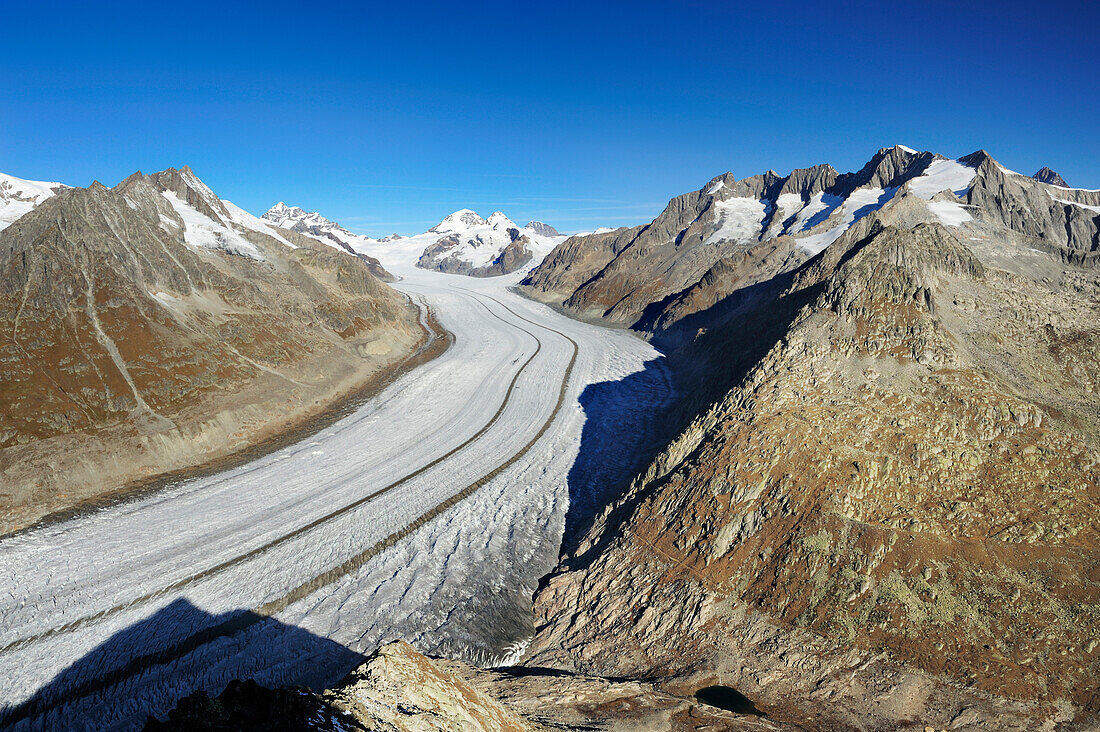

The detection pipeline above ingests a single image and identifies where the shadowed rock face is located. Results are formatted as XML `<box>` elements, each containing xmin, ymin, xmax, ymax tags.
<box><xmin>144</xmin><ymin>680</ymin><xmax>364</xmax><ymax>732</ymax></box>
<box><xmin>524</xmin><ymin>219</ymin><xmax>1100</xmax><ymax>729</ymax></box>
<box><xmin>0</xmin><ymin>169</ymin><xmax>420</xmax><ymax>532</ymax></box>
<box><xmin>1033</xmin><ymin>166</ymin><xmax>1069</xmax><ymax>187</ymax></box>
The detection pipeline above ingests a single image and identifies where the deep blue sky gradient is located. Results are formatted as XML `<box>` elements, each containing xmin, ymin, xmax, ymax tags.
<box><xmin>2</xmin><ymin>1</ymin><xmax>1097</xmax><ymax>235</ymax></box>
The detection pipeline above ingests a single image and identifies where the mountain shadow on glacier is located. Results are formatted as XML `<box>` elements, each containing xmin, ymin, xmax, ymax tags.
<box><xmin>561</xmin><ymin>252</ymin><xmax>836</xmax><ymax>573</ymax></box>
<box><xmin>1</xmin><ymin>598</ymin><xmax>362</xmax><ymax>731</ymax></box>
<box><xmin>563</xmin><ymin>354</ymin><xmax>680</xmax><ymax>556</ymax></box>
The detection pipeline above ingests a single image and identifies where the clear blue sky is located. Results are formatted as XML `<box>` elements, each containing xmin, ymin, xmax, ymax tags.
<box><xmin>2</xmin><ymin>1</ymin><xmax>1097</xmax><ymax>235</ymax></box>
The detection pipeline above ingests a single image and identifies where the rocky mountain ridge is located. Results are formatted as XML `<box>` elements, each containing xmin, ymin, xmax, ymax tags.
<box><xmin>521</xmin><ymin>145</ymin><xmax>1100</xmax><ymax>334</ymax></box>
<box><xmin>0</xmin><ymin>167</ymin><xmax>423</xmax><ymax>532</ymax></box>
<box><xmin>264</xmin><ymin>203</ymin><xmax>567</xmax><ymax>277</ymax></box>
<box><xmin>520</xmin><ymin>192</ymin><xmax>1100</xmax><ymax>728</ymax></box>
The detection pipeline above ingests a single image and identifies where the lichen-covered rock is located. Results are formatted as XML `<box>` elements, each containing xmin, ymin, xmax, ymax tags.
<box><xmin>524</xmin><ymin>219</ymin><xmax>1100</xmax><ymax>729</ymax></box>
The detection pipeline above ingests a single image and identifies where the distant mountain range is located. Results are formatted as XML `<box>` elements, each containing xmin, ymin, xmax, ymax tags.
<box><xmin>522</xmin><ymin>145</ymin><xmax>1099</xmax><ymax>333</ymax></box>
<box><xmin>263</xmin><ymin>203</ymin><xmax>565</xmax><ymax>277</ymax></box>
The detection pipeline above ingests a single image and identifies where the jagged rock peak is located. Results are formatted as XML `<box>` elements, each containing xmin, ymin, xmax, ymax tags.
<box><xmin>262</xmin><ymin>201</ymin><xmax>341</xmax><ymax>230</ymax></box>
<box><xmin>1033</xmin><ymin>166</ymin><xmax>1068</xmax><ymax>187</ymax></box>
<box><xmin>957</xmin><ymin>149</ymin><xmax>998</xmax><ymax>170</ymax></box>
<box><xmin>147</xmin><ymin>166</ymin><xmax>229</xmax><ymax>222</ymax></box>
<box><xmin>777</xmin><ymin>163</ymin><xmax>840</xmax><ymax>198</ymax></box>
<box><xmin>834</xmin><ymin>144</ymin><xmax>935</xmax><ymax>194</ymax></box>
<box><xmin>703</xmin><ymin>172</ymin><xmax>735</xmax><ymax>195</ymax></box>
<box><xmin>524</xmin><ymin>221</ymin><xmax>560</xmax><ymax>237</ymax></box>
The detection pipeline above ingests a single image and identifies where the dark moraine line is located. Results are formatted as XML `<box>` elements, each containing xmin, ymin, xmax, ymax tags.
<box><xmin>1</xmin><ymin>289</ymin><xmax>580</xmax><ymax>726</ymax></box>
<box><xmin>0</xmin><ymin>290</ymin><xmax>535</xmax><ymax>659</ymax></box>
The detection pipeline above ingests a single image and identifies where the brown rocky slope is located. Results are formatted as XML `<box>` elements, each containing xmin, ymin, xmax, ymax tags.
<box><xmin>0</xmin><ymin>168</ymin><xmax>424</xmax><ymax>533</ymax></box>
<box><xmin>524</xmin><ymin>215</ymin><xmax>1100</xmax><ymax>729</ymax></box>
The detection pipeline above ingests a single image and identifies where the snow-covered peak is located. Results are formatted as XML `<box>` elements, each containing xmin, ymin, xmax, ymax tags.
<box><xmin>0</xmin><ymin>172</ymin><xmax>68</xmax><ymax>231</ymax></box>
<box><xmin>486</xmin><ymin>211</ymin><xmax>517</xmax><ymax>229</ymax></box>
<box><xmin>260</xmin><ymin>201</ymin><xmax>377</xmax><ymax>255</ymax></box>
<box><xmin>264</xmin><ymin>201</ymin><xmax>302</xmax><ymax>221</ymax></box>
<box><xmin>263</xmin><ymin>201</ymin><xmax>343</xmax><ymax>233</ymax></box>
<box><xmin>430</xmin><ymin>209</ymin><xmax>488</xmax><ymax>233</ymax></box>
<box><xmin>895</xmin><ymin>144</ymin><xmax>918</xmax><ymax>154</ymax></box>
<box><xmin>348</xmin><ymin>207</ymin><xmax>566</xmax><ymax>276</ymax></box>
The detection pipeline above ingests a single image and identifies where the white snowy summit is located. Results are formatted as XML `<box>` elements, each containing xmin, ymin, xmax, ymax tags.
<box><xmin>260</xmin><ymin>201</ymin><xmax>564</xmax><ymax>277</ymax></box>
<box><xmin>263</xmin><ymin>201</ymin><xmax>374</xmax><ymax>254</ymax></box>
<box><xmin>0</xmin><ymin>172</ymin><xmax>68</xmax><ymax>231</ymax></box>
<box><xmin>414</xmin><ymin>209</ymin><xmax>566</xmax><ymax>277</ymax></box>
<box><xmin>428</xmin><ymin>208</ymin><xmax>488</xmax><ymax>234</ymax></box>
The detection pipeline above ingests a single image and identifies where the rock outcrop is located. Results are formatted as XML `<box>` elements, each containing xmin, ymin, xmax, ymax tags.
<box><xmin>150</xmin><ymin>641</ymin><xmax>792</xmax><ymax>731</ymax></box>
<box><xmin>1033</xmin><ymin>166</ymin><xmax>1069</xmax><ymax>187</ymax></box>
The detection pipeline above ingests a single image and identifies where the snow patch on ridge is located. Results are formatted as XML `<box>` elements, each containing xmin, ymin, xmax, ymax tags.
<box><xmin>1052</xmin><ymin>197</ymin><xmax>1100</xmax><ymax>214</ymax></box>
<box><xmin>705</xmin><ymin>197</ymin><xmax>769</xmax><ymax>245</ymax></box>
<box><xmin>162</xmin><ymin>191</ymin><xmax>265</xmax><ymax>260</ymax></box>
<box><xmin>796</xmin><ymin>187</ymin><xmax>896</xmax><ymax>254</ymax></box>
<box><xmin>927</xmin><ymin>200</ymin><xmax>973</xmax><ymax>226</ymax></box>
<box><xmin>908</xmin><ymin>158</ymin><xmax>976</xmax><ymax>200</ymax></box>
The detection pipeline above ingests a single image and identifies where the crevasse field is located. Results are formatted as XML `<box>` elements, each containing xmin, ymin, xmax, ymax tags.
<box><xmin>0</xmin><ymin>255</ymin><xmax>673</xmax><ymax>731</ymax></box>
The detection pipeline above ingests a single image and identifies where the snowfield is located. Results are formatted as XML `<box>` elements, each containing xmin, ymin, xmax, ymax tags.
<box><xmin>0</xmin><ymin>172</ymin><xmax>67</xmax><ymax>231</ymax></box>
<box><xmin>0</xmin><ymin>256</ymin><xmax>671</xmax><ymax>731</ymax></box>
